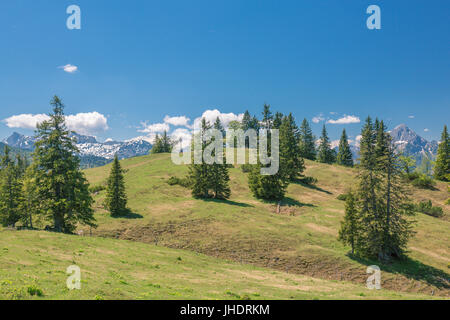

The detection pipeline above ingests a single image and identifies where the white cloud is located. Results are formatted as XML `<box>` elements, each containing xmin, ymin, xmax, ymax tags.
<box><xmin>408</xmin><ymin>115</ymin><xmax>415</xmax><ymax>119</ymax></box>
<box><xmin>424</xmin><ymin>128</ymin><xmax>429</xmax><ymax>132</ymax></box>
<box><xmin>3</xmin><ymin>112</ymin><xmax>109</xmax><ymax>135</ymax></box>
<box><xmin>312</xmin><ymin>114</ymin><xmax>325</xmax><ymax>123</ymax></box>
<box><xmin>170</xmin><ymin>128</ymin><xmax>193</xmax><ymax>149</ymax></box>
<box><xmin>65</xmin><ymin>112</ymin><xmax>109</xmax><ymax>135</ymax></box>
<box><xmin>193</xmin><ymin>109</ymin><xmax>244</xmax><ymax>130</ymax></box>
<box><xmin>59</xmin><ymin>64</ymin><xmax>78</xmax><ymax>73</ymax></box>
<box><xmin>139</xmin><ymin>122</ymin><xmax>170</xmax><ymax>134</ymax></box>
<box><xmin>327</xmin><ymin>115</ymin><xmax>360</xmax><ymax>124</ymax></box>
<box><xmin>164</xmin><ymin>115</ymin><xmax>190</xmax><ymax>127</ymax></box>
<box><xmin>3</xmin><ymin>113</ymin><xmax>50</xmax><ymax>130</ymax></box>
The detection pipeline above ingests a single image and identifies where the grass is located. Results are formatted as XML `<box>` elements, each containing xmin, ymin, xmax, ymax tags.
<box><xmin>0</xmin><ymin>229</ymin><xmax>443</xmax><ymax>300</ymax></box>
<box><xmin>80</xmin><ymin>153</ymin><xmax>449</xmax><ymax>297</ymax></box>
<box><xmin>1</xmin><ymin>152</ymin><xmax>448</xmax><ymax>299</ymax></box>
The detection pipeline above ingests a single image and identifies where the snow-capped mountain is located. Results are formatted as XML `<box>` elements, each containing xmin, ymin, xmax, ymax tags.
<box><xmin>3</xmin><ymin>132</ymin><xmax>36</xmax><ymax>150</ymax></box>
<box><xmin>341</xmin><ymin>124</ymin><xmax>438</xmax><ymax>163</ymax></box>
<box><xmin>2</xmin><ymin>132</ymin><xmax>152</xmax><ymax>168</ymax></box>
<box><xmin>390</xmin><ymin>124</ymin><xmax>438</xmax><ymax>157</ymax></box>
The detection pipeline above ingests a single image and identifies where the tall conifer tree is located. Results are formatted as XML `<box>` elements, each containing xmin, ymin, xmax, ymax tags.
<box><xmin>33</xmin><ymin>96</ymin><xmax>96</xmax><ymax>233</ymax></box>
<box><xmin>434</xmin><ymin>125</ymin><xmax>449</xmax><ymax>181</ymax></box>
<box><xmin>105</xmin><ymin>155</ymin><xmax>128</xmax><ymax>216</ymax></box>
<box><xmin>299</xmin><ymin>118</ymin><xmax>316</xmax><ymax>160</ymax></box>
<box><xmin>336</xmin><ymin>129</ymin><xmax>353</xmax><ymax>167</ymax></box>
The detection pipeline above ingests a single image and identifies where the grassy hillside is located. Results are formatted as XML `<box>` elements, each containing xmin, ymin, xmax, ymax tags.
<box><xmin>0</xmin><ymin>229</ymin><xmax>442</xmax><ymax>300</ymax></box>
<box><xmin>81</xmin><ymin>153</ymin><xmax>450</xmax><ymax>297</ymax></box>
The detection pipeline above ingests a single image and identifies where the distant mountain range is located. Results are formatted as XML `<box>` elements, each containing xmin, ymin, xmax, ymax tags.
<box><xmin>330</xmin><ymin>124</ymin><xmax>438</xmax><ymax>164</ymax></box>
<box><xmin>1</xmin><ymin>124</ymin><xmax>439</xmax><ymax>169</ymax></box>
<box><xmin>2</xmin><ymin>132</ymin><xmax>153</xmax><ymax>169</ymax></box>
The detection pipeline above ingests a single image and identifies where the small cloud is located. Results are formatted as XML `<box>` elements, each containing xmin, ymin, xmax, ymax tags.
<box><xmin>327</xmin><ymin>115</ymin><xmax>360</xmax><ymax>125</ymax></box>
<box><xmin>192</xmin><ymin>109</ymin><xmax>244</xmax><ymax>130</ymax></box>
<box><xmin>59</xmin><ymin>64</ymin><xmax>78</xmax><ymax>73</ymax></box>
<box><xmin>139</xmin><ymin>122</ymin><xmax>170</xmax><ymax>134</ymax></box>
<box><xmin>164</xmin><ymin>115</ymin><xmax>190</xmax><ymax>127</ymax></box>
<box><xmin>424</xmin><ymin>128</ymin><xmax>429</xmax><ymax>132</ymax></box>
<box><xmin>408</xmin><ymin>115</ymin><xmax>415</xmax><ymax>119</ymax></box>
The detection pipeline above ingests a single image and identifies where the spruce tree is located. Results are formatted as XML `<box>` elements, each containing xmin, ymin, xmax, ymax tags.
<box><xmin>214</xmin><ymin>117</ymin><xmax>226</xmax><ymax>138</ymax></box>
<box><xmin>20</xmin><ymin>165</ymin><xmax>40</xmax><ymax>229</ymax></box>
<box><xmin>273</xmin><ymin>112</ymin><xmax>284</xmax><ymax>129</ymax></box>
<box><xmin>248</xmin><ymin>112</ymin><xmax>289</xmax><ymax>201</ymax></box>
<box><xmin>0</xmin><ymin>146</ymin><xmax>24</xmax><ymax>227</ymax></box>
<box><xmin>299</xmin><ymin>118</ymin><xmax>316</xmax><ymax>160</ymax></box>
<box><xmin>262</xmin><ymin>104</ymin><xmax>273</xmax><ymax>130</ymax></box>
<box><xmin>279</xmin><ymin>113</ymin><xmax>305</xmax><ymax>180</ymax></box>
<box><xmin>33</xmin><ymin>96</ymin><xmax>96</xmax><ymax>233</ymax></box>
<box><xmin>317</xmin><ymin>125</ymin><xmax>334</xmax><ymax>164</ymax></box>
<box><xmin>151</xmin><ymin>131</ymin><xmax>172</xmax><ymax>154</ymax></box>
<box><xmin>189</xmin><ymin>119</ymin><xmax>212</xmax><ymax>198</ymax></box>
<box><xmin>336</xmin><ymin>129</ymin><xmax>353</xmax><ymax>167</ymax></box>
<box><xmin>105</xmin><ymin>155</ymin><xmax>128</xmax><ymax>216</ymax></box>
<box><xmin>350</xmin><ymin>118</ymin><xmax>415</xmax><ymax>260</ymax></box>
<box><xmin>248</xmin><ymin>162</ymin><xmax>289</xmax><ymax>201</ymax></box>
<box><xmin>434</xmin><ymin>125</ymin><xmax>449</xmax><ymax>181</ymax></box>
<box><xmin>338</xmin><ymin>193</ymin><xmax>358</xmax><ymax>254</ymax></box>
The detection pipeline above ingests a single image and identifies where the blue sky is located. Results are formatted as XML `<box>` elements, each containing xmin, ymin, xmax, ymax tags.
<box><xmin>0</xmin><ymin>0</ymin><xmax>448</xmax><ymax>144</ymax></box>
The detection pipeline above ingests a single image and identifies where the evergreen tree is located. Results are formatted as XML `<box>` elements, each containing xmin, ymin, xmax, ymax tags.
<box><xmin>151</xmin><ymin>131</ymin><xmax>172</xmax><ymax>154</ymax></box>
<box><xmin>279</xmin><ymin>113</ymin><xmax>305</xmax><ymax>180</ymax></box>
<box><xmin>214</xmin><ymin>117</ymin><xmax>226</xmax><ymax>138</ymax></box>
<box><xmin>33</xmin><ymin>96</ymin><xmax>96</xmax><ymax>233</ymax></box>
<box><xmin>434</xmin><ymin>125</ymin><xmax>449</xmax><ymax>181</ymax></box>
<box><xmin>0</xmin><ymin>146</ymin><xmax>24</xmax><ymax>227</ymax></box>
<box><xmin>299</xmin><ymin>118</ymin><xmax>316</xmax><ymax>160</ymax></box>
<box><xmin>273</xmin><ymin>112</ymin><xmax>284</xmax><ymax>129</ymax></box>
<box><xmin>373</xmin><ymin>126</ymin><xmax>415</xmax><ymax>259</ymax></box>
<box><xmin>338</xmin><ymin>193</ymin><xmax>358</xmax><ymax>254</ymax></box>
<box><xmin>189</xmin><ymin>119</ymin><xmax>213</xmax><ymax>198</ymax></box>
<box><xmin>398</xmin><ymin>154</ymin><xmax>416</xmax><ymax>175</ymax></box>
<box><xmin>348</xmin><ymin>118</ymin><xmax>415</xmax><ymax>260</ymax></box>
<box><xmin>242</xmin><ymin>110</ymin><xmax>252</xmax><ymax>131</ymax></box>
<box><xmin>248</xmin><ymin>162</ymin><xmax>289</xmax><ymax>201</ymax></box>
<box><xmin>248</xmin><ymin>111</ymin><xmax>289</xmax><ymax>201</ymax></box>
<box><xmin>105</xmin><ymin>155</ymin><xmax>128</xmax><ymax>216</ymax></box>
<box><xmin>262</xmin><ymin>104</ymin><xmax>273</xmax><ymax>130</ymax></box>
<box><xmin>20</xmin><ymin>165</ymin><xmax>41</xmax><ymax>229</ymax></box>
<box><xmin>209</xmin><ymin>153</ymin><xmax>231</xmax><ymax>199</ymax></box>
<box><xmin>336</xmin><ymin>129</ymin><xmax>353</xmax><ymax>167</ymax></box>
<box><xmin>317</xmin><ymin>125</ymin><xmax>334</xmax><ymax>164</ymax></box>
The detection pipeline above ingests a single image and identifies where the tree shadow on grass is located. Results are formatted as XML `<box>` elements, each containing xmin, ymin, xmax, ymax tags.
<box><xmin>292</xmin><ymin>178</ymin><xmax>333</xmax><ymax>195</ymax></box>
<box><xmin>111</xmin><ymin>209</ymin><xmax>143</xmax><ymax>219</ymax></box>
<box><xmin>260</xmin><ymin>197</ymin><xmax>316</xmax><ymax>208</ymax></box>
<box><xmin>348</xmin><ymin>253</ymin><xmax>450</xmax><ymax>290</ymax></box>
<box><xmin>203</xmin><ymin>198</ymin><xmax>254</xmax><ymax>208</ymax></box>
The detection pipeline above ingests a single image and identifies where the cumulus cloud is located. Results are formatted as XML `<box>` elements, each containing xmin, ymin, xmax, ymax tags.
<box><xmin>408</xmin><ymin>115</ymin><xmax>415</xmax><ymax>119</ymax></box>
<box><xmin>59</xmin><ymin>64</ymin><xmax>78</xmax><ymax>73</ymax></box>
<box><xmin>65</xmin><ymin>112</ymin><xmax>109</xmax><ymax>135</ymax></box>
<box><xmin>139</xmin><ymin>122</ymin><xmax>170</xmax><ymax>134</ymax></box>
<box><xmin>193</xmin><ymin>109</ymin><xmax>244</xmax><ymax>130</ymax></box>
<box><xmin>3</xmin><ymin>112</ymin><xmax>108</xmax><ymax>135</ymax></box>
<box><xmin>170</xmin><ymin>128</ymin><xmax>193</xmax><ymax>150</ymax></box>
<box><xmin>3</xmin><ymin>114</ymin><xmax>50</xmax><ymax>130</ymax></box>
<box><xmin>424</xmin><ymin>128</ymin><xmax>429</xmax><ymax>132</ymax></box>
<box><xmin>327</xmin><ymin>115</ymin><xmax>360</xmax><ymax>124</ymax></box>
<box><xmin>164</xmin><ymin>115</ymin><xmax>190</xmax><ymax>127</ymax></box>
